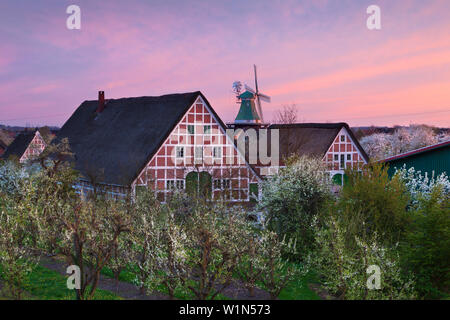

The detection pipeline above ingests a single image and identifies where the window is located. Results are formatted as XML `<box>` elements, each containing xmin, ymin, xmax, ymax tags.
<box><xmin>334</xmin><ymin>154</ymin><xmax>339</xmax><ymax>161</ymax></box>
<box><xmin>176</xmin><ymin>146</ymin><xmax>184</xmax><ymax>159</ymax></box>
<box><xmin>340</xmin><ymin>154</ymin><xmax>345</xmax><ymax>169</ymax></box>
<box><xmin>194</xmin><ymin>146</ymin><xmax>203</xmax><ymax>162</ymax></box>
<box><xmin>222</xmin><ymin>179</ymin><xmax>231</xmax><ymax>189</ymax></box>
<box><xmin>166</xmin><ymin>180</ymin><xmax>176</xmax><ymax>190</ymax></box>
<box><xmin>213</xmin><ymin>146</ymin><xmax>221</xmax><ymax>159</ymax></box>
<box><xmin>340</xmin><ymin>135</ymin><xmax>345</xmax><ymax>142</ymax></box>
<box><xmin>176</xmin><ymin>180</ymin><xmax>185</xmax><ymax>189</ymax></box>
<box><xmin>204</xmin><ymin>125</ymin><xmax>211</xmax><ymax>134</ymax></box>
<box><xmin>347</xmin><ymin>154</ymin><xmax>351</xmax><ymax>161</ymax></box>
<box><xmin>214</xmin><ymin>179</ymin><xmax>231</xmax><ymax>189</ymax></box>
<box><xmin>188</xmin><ymin>125</ymin><xmax>195</xmax><ymax>135</ymax></box>
<box><xmin>167</xmin><ymin>180</ymin><xmax>184</xmax><ymax>190</ymax></box>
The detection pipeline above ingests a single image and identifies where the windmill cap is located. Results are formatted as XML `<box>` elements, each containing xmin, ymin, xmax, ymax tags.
<box><xmin>239</xmin><ymin>91</ymin><xmax>255</xmax><ymax>99</ymax></box>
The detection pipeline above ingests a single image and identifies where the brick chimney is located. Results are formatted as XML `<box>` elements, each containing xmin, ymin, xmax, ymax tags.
<box><xmin>96</xmin><ymin>91</ymin><xmax>105</xmax><ymax>113</ymax></box>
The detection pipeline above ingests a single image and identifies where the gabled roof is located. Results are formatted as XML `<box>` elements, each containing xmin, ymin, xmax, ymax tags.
<box><xmin>382</xmin><ymin>140</ymin><xmax>450</xmax><ymax>162</ymax></box>
<box><xmin>268</xmin><ymin>123</ymin><xmax>369</xmax><ymax>162</ymax></box>
<box><xmin>1</xmin><ymin>130</ymin><xmax>37</xmax><ymax>160</ymax></box>
<box><xmin>54</xmin><ymin>91</ymin><xmax>230</xmax><ymax>186</ymax></box>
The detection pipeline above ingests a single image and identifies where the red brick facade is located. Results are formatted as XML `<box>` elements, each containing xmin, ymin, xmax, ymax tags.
<box><xmin>323</xmin><ymin>127</ymin><xmax>366</xmax><ymax>172</ymax></box>
<box><xmin>20</xmin><ymin>131</ymin><xmax>46</xmax><ymax>163</ymax></box>
<box><xmin>133</xmin><ymin>96</ymin><xmax>260</xmax><ymax>202</ymax></box>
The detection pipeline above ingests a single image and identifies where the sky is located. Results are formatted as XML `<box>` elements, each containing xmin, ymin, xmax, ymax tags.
<box><xmin>0</xmin><ymin>0</ymin><xmax>449</xmax><ymax>127</ymax></box>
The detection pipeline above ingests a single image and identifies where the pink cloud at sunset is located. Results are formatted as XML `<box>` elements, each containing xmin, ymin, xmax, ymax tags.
<box><xmin>0</xmin><ymin>0</ymin><xmax>449</xmax><ymax>127</ymax></box>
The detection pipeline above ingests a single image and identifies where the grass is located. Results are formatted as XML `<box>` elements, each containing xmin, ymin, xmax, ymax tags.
<box><xmin>1</xmin><ymin>264</ymin><xmax>120</xmax><ymax>300</ymax></box>
<box><xmin>102</xmin><ymin>263</ymin><xmax>319</xmax><ymax>300</ymax></box>
<box><xmin>278</xmin><ymin>268</ymin><xmax>320</xmax><ymax>300</ymax></box>
<box><xmin>101</xmin><ymin>265</ymin><xmax>230</xmax><ymax>300</ymax></box>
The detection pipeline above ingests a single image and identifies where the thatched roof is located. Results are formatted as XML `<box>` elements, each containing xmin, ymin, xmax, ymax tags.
<box><xmin>1</xmin><ymin>130</ymin><xmax>36</xmax><ymax>160</ymax></box>
<box><xmin>268</xmin><ymin>123</ymin><xmax>369</xmax><ymax>162</ymax></box>
<box><xmin>54</xmin><ymin>91</ymin><xmax>224</xmax><ymax>186</ymax></box>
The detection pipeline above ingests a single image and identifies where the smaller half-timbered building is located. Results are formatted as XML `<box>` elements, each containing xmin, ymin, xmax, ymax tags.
<box><xmin>1</xmin><ymin>129</ymin><xmax>48</xmax><ymax>163</ymax></box>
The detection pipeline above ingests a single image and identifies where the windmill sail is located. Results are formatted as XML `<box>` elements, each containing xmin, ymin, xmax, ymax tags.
<box><xmin>253</xmin><ymin>64</ymin><xmax>270</xmax><ymax>123</ymax></box>
<box><xmin>233</xmin><ymin>65</ymin><xmax>271</xmax><ymax>125</ymax></box>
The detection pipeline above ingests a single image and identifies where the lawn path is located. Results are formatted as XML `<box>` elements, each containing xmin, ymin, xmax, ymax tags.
<box><xmin>39</xmin><ymin>256</ymin><xmax>169</xmax><ymax>300</ymax></box>
<box><xmin>39</xmin><ymin>256</ymin><xmax>274</xmax><ymax>300</ymax></box>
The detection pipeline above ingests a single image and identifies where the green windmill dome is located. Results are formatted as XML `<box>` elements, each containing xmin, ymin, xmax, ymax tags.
<box><xmin>235</xmin><ymin>91</ymin><xmax>261</xmax><ymax>124</ymax></box>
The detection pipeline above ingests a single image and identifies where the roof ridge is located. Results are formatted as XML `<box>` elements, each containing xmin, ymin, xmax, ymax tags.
<box><xmin>83</xmin><ymin>91</ymin><xmax>202</xmax><ymax>103</ymax></box>
<box><xmin>383</xmin><ymin>139</ymin><xmax>450</xmax><ymax>162</ymax></box>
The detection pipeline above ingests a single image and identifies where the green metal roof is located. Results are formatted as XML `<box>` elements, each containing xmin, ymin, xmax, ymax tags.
<box><xmin>384</xmin><ymin>141</ymin><xmax>450</xmax><ymax>177</ymax></box>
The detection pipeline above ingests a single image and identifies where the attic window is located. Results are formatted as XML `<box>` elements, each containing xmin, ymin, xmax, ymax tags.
<box><xmin>204</xmin><ymin>125</ymin><xmax>211</xmax><ymax>134</ymax></box>
<box><xmin>188</xmin><ymin>125</ymin><xmax>195</xmax><ymax>135</ymax></box>
<box><xmin>340</xmin><ymin>135</ymin><xmax>345</xmax><ymax>142</ymax></box>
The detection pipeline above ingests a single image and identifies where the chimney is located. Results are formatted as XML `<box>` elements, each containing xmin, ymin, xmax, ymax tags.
<box><xmin>96</xmin><ymin>91</ymin><xmax>105</xmax><ymax>113</ymax></box>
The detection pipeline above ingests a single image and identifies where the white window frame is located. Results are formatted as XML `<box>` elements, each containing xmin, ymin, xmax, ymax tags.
<box><xmin>194</xmin><ymin>146</ymin><xmax>203</xmax><ymax>163</ymax></box>
<box><xmin>166</xmin><ymin>180</ymin><xmax>176</xmax><ymax>190</ymax></box>
<box><xmin>213</xmin><ymin>146</ymin><xmax>221</xmax><ymax>159</ymax></box>
<box><xmin>340</xmin><ymin>154</ymin><xmax>345</xmax><ymax>169</ymax></box>
<box><xmin>167</xmin><ymin>179</ymin><xmax>185</xmax><ymax>190</ymax></box>
<box><xmin>176</xmin><ymin>180</ymin><xmax>185</xmax><ymax>189</ymax></box>
<box><xmin>213</xmin><ymin>178</ymin><xmax>231</xmax><ymax>190</ymax></box>
<box><xmin>188</xmin><ymin>124</ymin><xmax>195</xmax><ymax>135</ymax></box>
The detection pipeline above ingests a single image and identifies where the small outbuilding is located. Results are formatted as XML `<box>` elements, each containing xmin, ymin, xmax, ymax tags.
<box><xmin>383</xmin><ymin>140</ymin><xmax>450</xmax><ymax>177</ymax></box>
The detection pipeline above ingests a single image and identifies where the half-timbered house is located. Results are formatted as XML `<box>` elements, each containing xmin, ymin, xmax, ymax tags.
<box><xmin>55</xmin><ymin>91</ymin><xmax>261</xmax><ymax>201</ymax></box>
<box><xmin>1</xmin><ymin>129</ymin><xmax>48</xmax><ymax>163</ymax></box>
<box><xmin>228</xmin><ymin>90</ymin><xmax>369</xmax><ymax>185</ymax></box>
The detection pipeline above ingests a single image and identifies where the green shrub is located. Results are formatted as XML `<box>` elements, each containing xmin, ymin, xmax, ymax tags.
<box><xmin>339</xmin><ymin>163</ymin><xmax>411</xmax><ymax>245</ymax></box>
<box><xmin>309</xmin><ymin>210</ymin><xmax>416</xmax><ymax>300</ymax></box>
<box><xmin>401</xmin><ymin>185</ymin><xmax>450</xmax><ymax>299</ymax></box>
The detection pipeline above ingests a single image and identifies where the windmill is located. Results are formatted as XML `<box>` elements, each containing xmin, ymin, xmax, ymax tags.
<box><xmin>232</xmin><ymin>65</ymin><xmax>271</xmax><ymax>126</ymax></box>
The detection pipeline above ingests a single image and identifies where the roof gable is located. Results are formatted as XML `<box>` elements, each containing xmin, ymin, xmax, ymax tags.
<box><xmin>268</xmin><ymin>123</ymin><xmax>369</xmax><ymax>162</ymax></box>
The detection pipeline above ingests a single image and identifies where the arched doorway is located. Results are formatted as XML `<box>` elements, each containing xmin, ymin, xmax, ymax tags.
<box><xmin>332</xmin><ymin>173</ymin><xmax>343</xmax><ymax>186</ymax></box>
<box><xmin>185</xmin><ymin>171</ymin><xmax>212</xmax><ymax>198</ymax></box>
